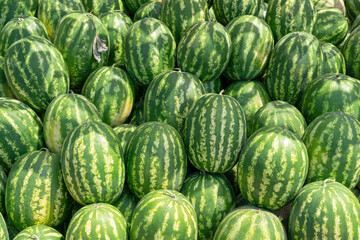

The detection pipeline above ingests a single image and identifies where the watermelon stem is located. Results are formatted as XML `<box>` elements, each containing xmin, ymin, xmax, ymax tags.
<box><xmin>219</xmin><ymin>89</ymin><xmax>225</xmax><ymax>95</ymax></box>
<box><xmin>40</xmin><ymin>148</ymin><xmax>49</xmax><ymax>152</ymax></box>
<box><xmin>322</xmin><ymin>179</ymin><xmax>335</xmax><ymax>187</ymax></box>
<box><xmin>164</xmin><ymin>190</ymin><xmax>177</xmax><ymax>199</ymax></box>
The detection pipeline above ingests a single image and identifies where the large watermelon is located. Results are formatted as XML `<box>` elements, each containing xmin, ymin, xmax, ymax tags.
<box><xmin>0</xmin><ymin>0</ymin><xmax>38</xmax><ymax>29</ymax></box>
<box><xmin>346</xmin><ymin>0</ymin><xmax>360</xmax><ymax>22</ymax></box>
<box><xmin>342</xmin><ymin>25</ymin><xmax>360</xmax><ymax>80</ymax></box>
<box><xmin>0</xmin><ymin>57</ymin><xmax>13</xmax><ymax>98</ymax></box>
<box><xmin>61</xmin><ymin>122</ymin><xmax>125</xmax><ymax>205</ymax></box>
<box><xmin>130</xmin><ymin>190</ymin><xmax>197</xmax><ymax>239</ymax></box>
<box><xmin>113</xmin><ymin>124</ymin><xmax>137</xmax><ymax>150</ymax></box>
<box><xmin>111</xmin><ymin>185</ymin><xmax>138</xmax><ymax>228</ymax></box>
<box><xmin>125</xmin><ymin>122</ymin><xmax>187</xmax><ymax>199</ymax></box>
<box><xmin>321</xmin><ymin>42</ymin><xmax>346</xmax><ymax>74</ymax></box>
<box><xmin>82</xmin><ymin>0</ymin><xmax>125</xmax><ymax>16</ymax></box>
<box><xmin>133</xmin><ymin>2</ymin><xmax>163</xmax><ymax>21</ymax></box>
<box><xmin>14</xmin><ymin>225</ymin><xmax>63</xmax><ymax>240</ymax></box>
<box><xmin>311</xmin><ymin>0</ymin><xmax>346</xmax><ymax>15</ymax></box>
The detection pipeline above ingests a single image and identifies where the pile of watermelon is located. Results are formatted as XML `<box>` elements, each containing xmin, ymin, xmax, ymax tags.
<box><xmin>1</xmin><ymin>0</ymin><xmax>360</xmax><ymax>239</ymax></box>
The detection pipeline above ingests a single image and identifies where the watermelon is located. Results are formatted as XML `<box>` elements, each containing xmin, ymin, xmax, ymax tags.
<box><xmin>43</xmin><ymin>92</ymin><xmax>102</xmax><ymax>154</ymax></box>
<box><xmin>144</xmin><ymin>70</ymin><xmax>205</xmax><ymax>133</ymax></box>
<box><xmin>311</xmin><ymin>0</ymin><xmax>346</xmax><ymax>15</ymax></box>
<box><xmin>342</xmin><ymin>25</ymin><xmax>360</xmax><ymax>80</ymax></box>
<box><xmin>0</xmin><ymin>0</ymin><xmax>38</xmax><ymax>29</ymax></box>
<box><xmin>81</xmin><ymin>66</ymin><xmax>135</xmax><ymax>127</ymax></box>
<box><xmin>0</xmin><ymin>98</ymin><xmax>44</xmax><ymax>172</ymax></box>
<box><xmin>313</xmin><ymin>7</ymin><xmax>349</xmax><ymax>45</ymax></box>
<box><xmin>257</xmin><ymin>1</ymin><xmax>268</xmax><ymax>20</ymax></box>
<box><xmin>303</xmin><ymin>111</ymin><xmax>360</xmax><ymax>189</ymax></box>
<box><xmin>177</xmin><ymin>21</ymin><xmax>231</xmax><ymax>83</ymax></box>
<box><xmin>14</xmin><ymin>225</ymin><xmax>63</xmax><ymax>240</ymax></box>
<box><xmin>203</xmin><ymin>78</ymin><xmax>221</xmax><ymax>93</ymax></box>
<box><xmin>250</xmin><ymin>100</ymin><xmax>307</xmax><ymax>138</ymax></box>
<box><xmin>61</xmin><ymin>121</ymin><xmax>125</xmax><ymax>205</ymax></box>
<box><xmin>125</xmin><ymin>122</ymin><xmax>187</xmax><ymax>199</ymax></box>
<box><xmin>113</xmin><ymin>124</ymin><xmax>137</xmax><ymax>150</ymax></box>
<box><xmin>181</xmin><ymin>172</ymin><xmax>235</xmax><ymax>239</ymax></box>
<box><xmin>0</xmin><ymin>214</ymin><xmax>8</xmax><ymax>240</ymax></box>
<box><xmin>212</xmin><ymin>0</ymin><xmax>261</xmax><ymax>25</ymax></box>
<box><xmin>266</xmin><ymin>32</ymin><xmax>323</xmax><ymax>105</ymax></box>
<box><xmin>346</xmin><ymin>0</ymin><xmax>360</xmax><ymax>22</ymax></box>
<box><xmin>127</xmin><ymin>98</ymin><xmax>144</xmax><ymax>125</ymax></box>
<box><xmin>124</xmin><ymin>0</ymin><xmax>153</xmax><ymax>15</ymax></box>
<box><xmin>289</xmin><ymin>180</ymin><xmax>360</xmax><ymax>239</ymax></box>
<box><xmin>53</xmin><ymin>13</ymin><xmax>109</xmax><ymax>89</ymax></box>
<box><xmin>224</xmin><ymin>15</ymin><xmax>274</xmax><ymax>81</ymax></box>
<box><xmin>321</xmin><ymin>42</ymin><xmax>346</xmax><ymax>74</ymax></box>
<box><xmin>225</xmin><ymin>80</ymin><xmax>271</xmax><ymax>137</ymax></box>
<box><xmin>183</xmin><ymin>93</ymin><xmax>246</xmax><ymax>173</ymax></box>
<box><xmin>66</xmin><ymin>203</ymin><xmax>127</xmax><ymax>240</ymax></box>
<box><xmin>213</xmin><ymin>208</ymin><xmax>286</xmax><ymax>240</ymax></box>
<box><xmin>111</xmin><ymin>185</ymin><xmax>138</xmax><ymax>228</ymax></box>
<box><xmin>161</xmin><ymin>0</ymin><xmax>209</xmax><ymax>44</ymax></box>
<box><xmin>130</xmin><ymin>190</ymin><xmax>197</xmax><ymax>239</ymax></box>
<box><xmin>82</xmin><ymin>0</ymin><xmax>125</xmax><ymax>16</ymax></box>
<box><xmin>300</xmin><ymin>73</ymin><xmax>360</xmax><ymax>123</ymax></box>
<box><xmin>124</xmin><ymin>17</ymin><xmax>176</xmax><ymax>87</ymax></box>
<box><xmin>0</xmin><ymin>166</ymin><xmax>6</xmax><ymax>217</ymax></box>
<box><xmin>237</xmin><ymin>126</ymin><xmax>308</xmax><ymax>210</ymax></box>
<box><xmin>0</xmin><ymin>57</ymin><xmax>13</xmax><ymax>98</ymax></box>
<box><xmin>37</xmin><ymin>0</ymin><xmax>85</xmax><ymax>41</ymax></box>
<box><xmin>133</xmin><ymin>2</ymin><xmax>163</xmax><ymax>21</ymax></box>
<box><xmin>0</xmin><ymin>16</ymin><xmax>49</xmax><ymax>56</ymax></box>
<box><xmin>352</xmin><ymin>15</ymin><xmax>360</xmax><ymax>31</ymax></box>
<box><xmin>99</xmin><ymin>11</ymin><xmax>132</xmax><ymax>66</ymax></box>
<box><xmin>6</xmin><ymin>150</ymin><xmax>70</xmax><ymax>231</ymax></box>
<box><xmin>265</xmin><ymin>0</ymin><xmax>316</xmax><ymax>42</ymax></box>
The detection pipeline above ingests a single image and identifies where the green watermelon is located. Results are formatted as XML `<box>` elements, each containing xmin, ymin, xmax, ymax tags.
<box><xmin>250</xmin><ymin>100</ymin><xmax>307</xmax><ymax>138</ymax></box>
<box><xmin>266</xmin><ymin>32</ymin><xmax>323</xmax><ymax>105</ymax></box>
<box><xmin>300</xmin><ymin>73</ymin><xmax>360</xmax><ymax>123</ymax></box>
<box><xmin>177</xmin><ymin>21</ymin><xmax>231</xmax><ymax>83</ymax></box>
<box><xmin>14</xmin><ymin>225</ymin><xmax>63</xmax><ymax>240</ymax></box>
<box><xmin>346</xmin><ymin>0</ymin><xmax>360</xmax><ymax>22</ymax></box>
<box><xmin>265</xmin><ymin>0</ymin><xmax>316</xmax><ymax>42</ymax></box>
<box><xmin>6</xmin><ymin>150</ymin><xmax>70</xmax><ymax>231</ymax></box>
<box><xmin>257</xmin><ymin>1</ymin><xmax>268</xmax><ymax>19</ymax></box>
<box><xmin>183</xmin><ymin>93</ymin><xmax>246</xmax><ymax>173</ymax></box>
<box><xmin>127</xmin><ymin>98</ymin><xmax>144</xmax><ymax>125</ymax></box>
<box><xmin>238</xmin><ymin>126</ymin><xmax>308</xmax><ymax>210</ymax></box>
<box><xmin>81</xmin><ymin>66</ymin><xmax>135</xmax><ymax>127</ymax></box>
<box><xmin>0</xmin><ymin>0</ymin><xmax>38</xmax><ymax>29</ymax></box>
<box><xmin>130</xmin><ymin>190</ymin><xmax>197</xmax><ymax>239</ymax></box>
<box><xmin>66</xmin><ymin>203</ymin><xmax>127</xmax><ymax>240</ymax></box>
<box><xmin>53</xmin><ymin>13</ymin><xmax>109</xmax><ymax>89</ymax></box>
<box><xmin>321</xmin><ymin>42</ymin><xmax>346</xmax><ymax>74</ymax></box>
<box><xmin>144</xmin><ymin>70</ymin><xmax>205</xmax><ymax>133</ymax></box>
<box><xmin>181</xmin><ymin>172</ymin><xmax>235</xmax><ymax>239</ymax></box>
<box><xmin>61</xmin><ymin>122</ymin><xmax>125</xmax><ymax>205</ymax></box>
<box><xmin>0</xmin><ymin>213</ymin><xmax>8</xmax><ymax>240</ymax></box>
<box><xmin>212</xmin><ymin>0</ymin><xmax>261</xmax><ymax>25</ymax></box>
<box><xmin>342</xmin><ymin>25</ymin><xmax>360</xmax><ymax>80</ymax></box>
<box><xmin>111</xmin><ymin>185</ymin><xmax>138</xmax><ymax>228</ymax></box>
<box><xmin>0</xmin><ymin>166</ymin><xmax>6</xmax><ymax>217</ymax></box>
<box><xmin>0</xmin><ymin>98</ymin><xmax>44</xmax><ymax>172</ymax></box>
<box><xmin>124</xmin><ymin>0</ymin><xmax>154</xmax><ymax>15</ymax></box>
<box><xmin>203</xmin><ymin>78</ymin><xmax>221</xmax><ymax>93</ymax></box>
<box><xmin>224</xmin><ymin>15</ymin><xmax>274</xmax><ymax>81</ymax></box>
<box><xmin>43</xmin><ymin>92</ymin><xmax>102</xmax><ymax>154</ymax></box>
<box><xmin>125</xmin><ymin>122</ymin><xmax>187</xmax><ymax>199</ymax></box>
<box><xmin>0</xmin><ymin>56</ymin><xmax>13</xmax><ymax>98</ymax></box>
<box><xmin>113</xmin><ymin>124</ymin><xmax>137</xmax><ymax>150</ymax></box>
<box><xmin>82</xmin><ymin>0</ymin><xmax>125</xmax><ymax>16</ymax></box>
<box><xmin>161</xmin><ymin>0</ymin><xmax>209</xmax><ymax>44</ymax></box>
<box><xmin>0</xmin><ymin>16</ymin><xmax>49</xmax><ymax>56</ymax></box>
<box><xmin>289</xmin><ymin>180</ymin><xmax>360</xmax><ymax>239</ymax></box>
<box><xmin>352</xmin><ymin>15</ymin><xmax>360</xmax><ymax>31</ymax></box>
<box><xmin>303</xmin><ymin>111</ymin><xmax>360</xmax><ymax>189</ymax></box>
<box><xmin>124</xmin><ymin>17</ymin><xmax>176</xmax><ymax>87</ymax></box>
<box><xmin>213</xmin><ymin>208</ymin><xmax>286</xmax><ymax>239</ymax></box>
<box><xmin>37</xmin><ymin>0</ymin><xmax>85</xmax><ymax>40</ymax></box>
<box><xmin>4</xmin><ymin>36</ymin><xmax>69</xmax><ymax>112</ymax></box>
<box><xmin>311</xmin><ymin>0</ymin><xmax>346</xmax><ymax>15</ymax></box>
<box><xmin>99</xmin><ymin>11</ymin><xmax>132</xmax><ymax>66</ymax></box>
<box><xmin>133</xmin><ymin>2</ymin><xmax>163</xmax><ymax>21</ymax></box>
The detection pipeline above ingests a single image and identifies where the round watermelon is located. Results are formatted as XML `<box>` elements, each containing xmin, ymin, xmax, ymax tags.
<box><xmin>14</xmin><ymin>225</ymin><xmax>63</xmax><ymax>240</ymax></box>
<box><xmin>133</xmin><ymin>2</ymin><xmax>162</xmax><ymax>21</ymax></box>
<box><xmin>321</xmin><ymin>42</ymin><xmax>346</xmax><ymax>74</ymax></box>
<box><xmin>342</xmin><ymin>25</ymin><xmax>360</xmax><ymax>80</ymax></box>
<box><xmin>82</xmin><ymin>0</ymin><xmax>125</xmax><ymax>16</ymax></box>
<box><xmin>0</xmin><ymin>0</ymin><xmax>38</xmax><ymax>29</ymax></box>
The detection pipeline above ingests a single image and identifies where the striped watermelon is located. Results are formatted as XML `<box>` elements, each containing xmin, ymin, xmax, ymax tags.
<box><xmin>313</xmin><ymin>7</ymin><xmax>349</xmax><ymax>45</ymax></box>
<box><xmin>0</xmin><ymin>213</ymin><xmax>8</xmax><ymax>240</ymax></box>
<box><xmin>124</xmin><ymin>0</ymin><xmax>153</xmax><ymax>15</ymax></box>
<box><xmin>133</xmin><ymin>2</ymin><xmax>163</xmax><ymax>21</ymax></box>
<box><xmin>82</xmin><ymin>0</ymin><xmax>125</xmax><ymax>16</ymax></box>
<box><xmin>127</xmin><ymin>98</ymin><xmax>144</xmax><ymax>125</ymax></box>
<box><xmin>66</xmin><ymin>203</ymin><xmax>127</xmax><ymax>240</ymax></box>
<box><xmin>321</xmin><ymin>42</ymin><xmax>346</xmax><ymax>74</ymax></box>
<box><xmin>250</xmin><ymin>100</ymin><xmax>307</xmax><ymax>138</ymax></box>
<box><xmin>238</xmin><ymin>126</ymin><xmax>309</xmax><ymax>210</ymax></box>
<box><xmin>61</xmin><ymin>121</ymin><xmax>125</xmax><ymax>205</ymax></box>
<box><xmin>342</xmin><ymin>25</ymin><xmax>360</xmax><ymax>80</ymax></box>
<box><xmin>53</xmin><ymin>13</ymin><xmax>109</xmax><ymax>89</ymax></box>
<box><xmin>0</xmin><ymin>98</ymin><xmax>44</xmax><ymax>172</ymax></box>
<box><xmin>312</xmin><ymin>0</ymin><xmax>346</xmax><ymax>15</ymax></box>
<box><xmin>352</xmin><ymin>15</ymin><xmax>360</xmax><ymax>31</ymax></box>
<box><xmin>0</xmin><ymin>56</ymin><xmax>13</xmax><ymax>98</ymax></box>
<box><xmin>224</xmin><ymin>15</ymin><xmax>274</xmax><ymax>81</ymax></box>
<box><xmin>37</xmin><ymin>0</ymin><xmax>85</xmax><ymax>41</ymax></box>
<box><xmin>130</xmin><ymin>190</ymin><xmax>197</xmax><ymax>239</ymax></box>
<box><xmin>124</xmin><ymin>17</ymin><xmax>176</xmax><ymax>87</ymax></box>
<box><xmin>81</xmin><ymin>66</ymin><xmax>135</xmax><ymax>127</ymax></box>
<box><xmin>225</xmin><ymin>80</ymin><xmax>271</xmax><ymax>137</ymax></box>
<box><xmin>125</xmin><ymin>122</ymin><xmax>187</xmax><ymax>199</ymax></box>
<box><xmin>14</xmin><ymin>225</ymin><xmax>63</xmax><ymax>240</ymax></box>
<box><xmin>111</xmin><ymin>185</ymin><xmax>138</xmax><ymax>227</ymax></box>
<box><xmin>99</xmin><ymin>11</ymin><xmax>132</xmax><ymax>66</ymax></box>
<box><xmin>289</xmin><ymin>180</ymin><xmax>360</xmax><ymax>239</ymax></box>
<box><xmin>266</xmin><ymin>32</ymin><xmax>323</xmax><ymax>105</ymax></box>
<box><xmin>181</xmin><ymin>172</ymin><xmax>235</xmax><ymax>239</ymax></box>
<box><xmin>212</xmin><ymin>0</ymin><xmax>261</xmax><ymax>25</ymax></box>
<box><xmin>113</xmin><ymin>124</ymin><xmax>137</xmax><ymax>150</ymax></box>
<box><xmin>0</xmin><ymin>16</ymin><xmax>49</xmax><ymax>56</ymax></box>
<box><xmin>300</xmin><ymin>73</ymin><xmax>360</xmax><ymax>123</ymax></box>
<box><xmin>144</xmin><ymin>70</ymin><xmax>205</xmax><ymax>133</ymax></box>
<box><xmin>6</xmin><ymin>150</ymin><xmax>71</xmax><ymax>231</ymax></box>
<box><xmin>257</xmin><ymin>1</ymin><xmax>268</xmax><ymax>19</ymax></box>
<box><xmin>161</xmin><ymin>0</ymin><xmax>209</xmax><ymax>44</ymax></box>
<box><xmin>203</xmin><ymin>78</ymin><xmax>221</xmax><ymax>93</ymax></box>
<box><xmin>183</xmin><ymin>93</ymin><xmax>246</xmax><ymax>173</ymax></box>
<box><xmin>43</xmin><ymin>92</ymin><xmax>102</xmax><ymax>154</ymax></box>
<box><xmin>213</xmin><ymin>208</ymin><xmax>286</xmax><ymax>240</ymax></box>
<box><xmin>303</xmin><ymin>111</ymin><xmax>360</xmax><ymax>189</ymax></box>
<box><xmin>177</xmin><ymin>21</ymin><xmax>231</xmax><ymax>83</ymax></box>
<box><xmin>0</xmin><ymin>0</ymin><xmax>38</xmax><ymax>29</ymax></box>
<box><xmin>0</xmin><ymin>166</ymin><xmax>6</xmax><ymax>217</ymax></box>
<box><xmin>265</xmin><ymin>0</ymin><xmax>316</xmax><ymax>42</ymax></box>
<box><xmin>346</xmin><ymin>0</ymin><xmax>360</xmax><ymax>22</ymax></box>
